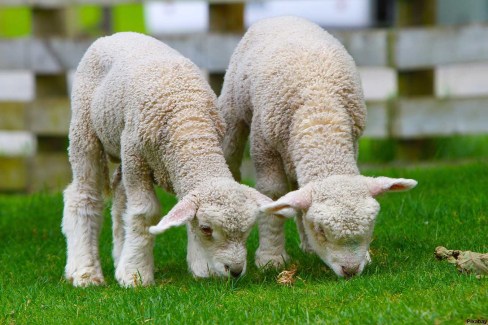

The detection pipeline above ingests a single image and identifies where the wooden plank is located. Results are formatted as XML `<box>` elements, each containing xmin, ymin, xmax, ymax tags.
<box><xmin>0</xmin><ymin>38</ymin><xmax>29</xmax><ymax>70</ymax></box>
<box><xmin>0</xmin><ymin>71</ymin><xmax>34</xmax><ymax>101</ymax></box>
<box><xmin>0</xmin><ymin>102</ymin><xmax>27</xmax><ymax>130</ymax></box>
<box><xmin>4</xmin><ymin>98</ymin><xmax>389</xmax><ymax>139</ymax></box>
<box><xmin>392</xmin><ymin>97</ymin><xmax>488</xmax><ymax>139</ymax></box>
<box><xmin>394</xmin><ymin>24</ymin><xmax>488</xmax><ymax>69</ymax></box>
<box><xmin>35</xmin><ymin>74</ymin><xmax>68</xmax><ymax>98</ymax></box>
<box><xmin>33</xmin><ymin>7</ymin><xmax>68</xmax><ymax>37</ymax></box>
<box><xmin>0</xmin><ymin>31</ymin><xmax>387</xmax><ymax>73</ymax></box>
<box><xmin>28</xmin><ymin>98</ymin><xmax>71</xmax><ymax>136</ymax></box>
<box><xmin>0</xmin><ymin>130</ymin><xmax>36</xmax><ymax>156</ymax></box>
<box><xmin>395</xmin><ymin>0</ymin><xmax>436</xmax><ymax>27</ymax></box>
<box><xmin>209</xmin><ymin>3</ymin><xmax>244</xmax><ymax>33</ymax></box>
<box><xmin>398</xmin><ymin>69</ymin><xmax>434</xmax><ymax>96</ymax></box>
<box><xmin>358</xmin><ymin>67</ymin><xmax>396</xmax><ymax>101</ymax></box>
<box><xmin>29</xmin><ymin>38</ymin><xmax>92</xmax><ymax>74</ymax></box>
<box><xmin>4</xmin><ymin>24</ymin><xmax>488</xmax><ymax>72</ymax></box>
<box><xmin>435</xmin><ymin>62</ymin><xmax>488</xmax><ymax>98</ymax></box>
<box><xmin>28</xmin><ymin>152</ymin><xmax>71</xmax><ymax>192</ymax></box>
<box><xmin>208</xmin><ymin>3</ymin><xmax>244</xmax><ymax>94</ymax></box>
<box><xmin>1</xmin><ymin>0</ymin><xmax>247</xmax><ymax>7</ymax></box>
<box><xmin>363</xmin><ymin>101</ymin><xmax>388</xmax><ymax>139</ymax></box>
<box><xmin>8</xmin><ymin>96</ymin><xmax>487</xmax><ymax>140</ymax></box>
<box><xmin>161</xmin><ymin>33</ymin><xmax>242</xmax><ymax>73</ymax></box>
<box><xmin>332</xmin><ymin>29</ymin><xmax>388</xmax><ymax>67</ymax></box>
<box><xmin>0</xmin><ymin>157</ymin><xmax>27</xmax><ymax>191</ymax></box>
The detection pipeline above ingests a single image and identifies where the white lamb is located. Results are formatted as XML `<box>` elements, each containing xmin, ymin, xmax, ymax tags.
<box><xmin>219</xmin><ymin>17</ymin><xmax>417</xmax><ymax>278</ymax></box>
<box><xmin>62</xmin><ymin>32</ymin><xmax>277</xmax><ymax>287</ymax></box>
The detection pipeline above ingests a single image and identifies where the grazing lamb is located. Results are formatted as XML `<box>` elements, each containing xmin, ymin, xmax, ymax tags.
<box><xmin>219</xmin><ymin>17</ymin><xmax>417</xmax><ymax>278</ymax></box>
<box><xmin>62</xmin><ymin>32</ymin><xmax>276</xmax><ymax>287</ymax></box>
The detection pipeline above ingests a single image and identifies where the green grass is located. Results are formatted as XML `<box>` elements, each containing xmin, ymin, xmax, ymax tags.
<box><xmin>358</xmin><ymin>135</ymin><xmax>488</xmax><ymax>163</ymax></box>
<box><xmin>1</xmin><ymin>161</ymin><xmax>487</xmax><ymax>324</ymax></box>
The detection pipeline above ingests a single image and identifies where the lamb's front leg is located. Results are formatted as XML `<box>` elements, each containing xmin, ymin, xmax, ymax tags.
<box><xmin>295</xmin><ymin>213</ymin><xmax>313</xmax><ymax>253</ymax></box>
<box><xmin>186</xmin><ymin>226</ymin><xmax>212</xmax><ymax>278</ymax></box>
<box><xmin>115</xmin><ymin>152</ymin><xmax>160</xmax><ymax>287</ymax></box>
<box><xmin>252</xmin><ymin>133</ymin><xmax>290</xmax><ymax>268</ymax></box>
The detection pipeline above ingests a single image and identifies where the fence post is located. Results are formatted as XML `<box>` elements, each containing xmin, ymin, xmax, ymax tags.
<box><xmin>208</xmin><ymin>3</ymin><xmax>245</xmax><ymax>95</ymax></box>
<box><xmin>393</xmin><ymin>0</ymin><xmax>437</xmax><ymax>160</ymax></box>
<box><xmin>0</xmin><ymin>8</ymin><xmax>27</xmax><ymax>191</ymax></box>
<box><xmin>29</xmin><ymin>7</ymin><xmax>72</xmax><ymax>192</ymax></box>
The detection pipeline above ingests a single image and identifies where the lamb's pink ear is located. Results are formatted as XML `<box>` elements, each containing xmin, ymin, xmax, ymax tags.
<box><xmin>149</xmin><ymin>195</ymin><xmax>197</xmax><ymax>235</ymax></box>
<box><xmin>259</xmin><ymin>186</ymin><xmax>312</xmax><ymax>218</ymax></box>
<box><xmin>250</xmin><ymin>189</ymin><xmax>297</xmax><ymax>218</ymax></box>
<box><xmin>366</xmin><ymin>177</ymin><xmax>418</xmax><ymax>197</ymax></box>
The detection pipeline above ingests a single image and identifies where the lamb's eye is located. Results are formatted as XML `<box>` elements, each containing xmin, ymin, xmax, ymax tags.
<box><xmin>199</xmin><ymin>225</ymin><xmax>213</xmax><ymax>237</ymax></box>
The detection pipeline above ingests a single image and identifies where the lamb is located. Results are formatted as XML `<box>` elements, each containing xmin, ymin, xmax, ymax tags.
<box><xmin>62</xmin><ymin>32</ymin><xmax>277</xmax><ymax>287</ymax></box>
<box><xmin>218</xmin><ymin>16</ymin><xmax>417</xmax><ymax>278</ymax></box>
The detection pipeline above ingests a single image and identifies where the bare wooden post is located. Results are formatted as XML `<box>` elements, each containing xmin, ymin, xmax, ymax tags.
<box><xmin>101</xmin><ymin>7</ymin><xmax>113</xmax><ymax>34</ymax></box>
<box><xmin>208</xmin><ymin>3</ymin><xmax>245</xmax><ymax>96</ymax></box>
<box><xmin>394</xmin><ymin>0</ymin><xmax>437</xmax><ymax>160</ymax></box>
<box><xmin>30</xmin><ymin>7</ymin><xmax>72</xmax><ymax>192</ymax></box>
<box><xmin>395</xmin><ymin>0</ymin><xmax>436</xmax><ymax>27</ymax></box>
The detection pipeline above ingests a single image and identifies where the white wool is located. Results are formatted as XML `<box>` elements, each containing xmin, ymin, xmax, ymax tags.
<box><xmin>62</xmin><ymin>32</ymin><xmax>273</xmax><ymax>287</ymax></box>
<box><xmin>219</xmin><ymin>17</ymin><xmax>417</xmax><ymax>277</ymax></box>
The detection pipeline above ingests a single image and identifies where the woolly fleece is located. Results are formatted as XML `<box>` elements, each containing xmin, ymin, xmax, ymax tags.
<box><xmin>62</xmin><ymin>32</ymin><xmax>272</xmax><ymax>287</ymax></box>
<box><xmin>219</xmin><ymin>17</ymin><xmax>417</xmax><ymax>277</ymax></box>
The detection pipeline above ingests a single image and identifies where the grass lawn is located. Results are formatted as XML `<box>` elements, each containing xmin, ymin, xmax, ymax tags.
<box><xmin>0</xmin><ymin>161</ymin><xmax>487</xmax><ymax>324</ymax></box>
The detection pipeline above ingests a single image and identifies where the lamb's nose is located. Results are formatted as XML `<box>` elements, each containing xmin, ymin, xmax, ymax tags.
<box><xmin>226</xmin><ymin>265</ymin><xmax>243</xmax><ymax>278</ymax></box>
<box><xmin>341</xmin><ymin>265</ymin><xmax>360</xmax><ymax>278</ymax></box>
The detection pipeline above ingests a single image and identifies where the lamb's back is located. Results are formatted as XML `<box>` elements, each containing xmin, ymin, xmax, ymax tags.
<box><xmin>232</xmin><ymin>17</ymin><xmax>366</xmax><ymax>145</ymax></box>
<box><xmin>75</xmin><ymin>33</ymin><xmax>217</xmax><ymax>158</ymax></box>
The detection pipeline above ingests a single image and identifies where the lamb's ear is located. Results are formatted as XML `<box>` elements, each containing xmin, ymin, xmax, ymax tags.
<box><xmin>250</xmin><ymin>189</ymin><xmax>297</xmax><ymax>218</ymax></box>
<box><xmin>259</xmin><ymin>186</ymin><xmax>312</xmax><ymax>218</ymax></box>
<box><xmin>366</xmin><ymin>177</ymin><xmax>418</xmax><ymax>197</ymax></box>
<box><xmin>149</xmin><ymin>195</ymin><xmax>197</xmax><ymax>235</ymax></box>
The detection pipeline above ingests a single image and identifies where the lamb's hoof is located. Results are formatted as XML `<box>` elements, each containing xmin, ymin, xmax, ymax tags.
<box><xmin>255</xmin><ymin>249</ymin><xmax>290</xmax><ymax>269</ymax></box>
<box><xmin>115</xmin><ymin>267</ymin><xmax>154</xmax><ymax>287</ymax></box>
<box><xmin>66</xmin><ymin>268</ymin><xmax>105</xmax><ymax>287</ymax></box>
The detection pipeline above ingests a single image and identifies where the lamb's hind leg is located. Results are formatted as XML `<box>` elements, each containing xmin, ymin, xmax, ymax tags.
<box><xmin>252</xmin><ymin>130</ymin><xmax>290</xmax><ymax>268</ymax></box>
<box><xmin>62</xmin><ymin>125</ymin><xmax>107</xmax><ymax>287</ymax></box>
<box><xmin>223</xmin><ymin>120</ymin><xmax>249</xmax><ymax>182</ymax></box>
<box><xmin>115</xmin><ymin>142</ymin><xmax>160</xmax><ymax>287</ymax></box>
<box><xmin>111</xmin><ymin>166</ymin><xmax>126</xmax><ymax>269</ymax></box>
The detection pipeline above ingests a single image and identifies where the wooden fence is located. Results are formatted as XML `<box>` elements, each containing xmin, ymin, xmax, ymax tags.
<box><xmin>1</xmin><ymin>0</ymin><xmax>488</xmax><ymax>192</ymax></box>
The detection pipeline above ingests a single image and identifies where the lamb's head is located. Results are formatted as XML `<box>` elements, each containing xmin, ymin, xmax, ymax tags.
<box><xmin>149</xmin><ymin>178</ymin><xmax>274</xmax><ymax>278</ymax></box>
<box><xmin>261</xmin><ymin>175</ymin><xmax>417</xmax><ymax>278</ymax></box>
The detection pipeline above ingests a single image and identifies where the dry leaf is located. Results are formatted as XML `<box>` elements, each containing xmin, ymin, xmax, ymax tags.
<box><xmin>435</xmin><ymin>246</ymin><xmax>488</xmax><ymax>279</ymax></box>
<box><xmin>277</xmin><ymin>264</ymin><xmax>298</xmax><ymax>286</ymax></box>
